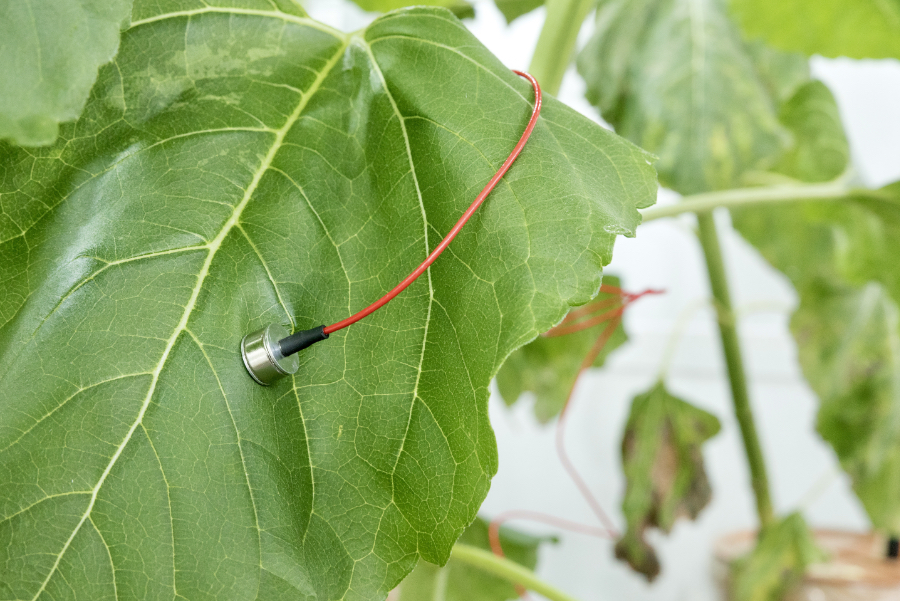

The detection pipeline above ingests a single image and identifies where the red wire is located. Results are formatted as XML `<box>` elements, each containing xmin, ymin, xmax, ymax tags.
<box><xmin>324</xmin><ymin>71</ymin><xmax>543</xmax><ymax>336</ymax></box>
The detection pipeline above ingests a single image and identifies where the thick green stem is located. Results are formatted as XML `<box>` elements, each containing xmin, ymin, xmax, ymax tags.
<box><xmin>528</xmin><ymin>0</ymin><xmax>595</xmax><ymax>95</ymax></box>
<box><xmin>450</xmin><ymin>544</ymin><xmax>582</xmax><ymax>601</ymax></box>
<box><xmin>696</xmin><ymin>213</ymin><xmax>775</xmax><ymax>528</ymax></box>
<box><xmin>640</xmin><ymin>179</ymin><xmax>855</xmax><ymax>222</ymax></box>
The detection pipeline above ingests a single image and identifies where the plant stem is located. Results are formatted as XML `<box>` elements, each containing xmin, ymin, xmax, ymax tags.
<box><xmin>640</xmin><ymin>179</ymin><xmax>854</xmax><ymax>222</ymax></box>
<box><xmin>529</xmin><ymin>0</ymin><xmax>596</xmax><ymax>95</ymax></box>
<box><xmin>696</xmin><ymin>213</ymin><xmax>775</xmax><ymax>528</ymax></box>
<box><xmin>451</xmin><ymin>543</ymin><xmax>582</xmax><ymax>601</ymax></box>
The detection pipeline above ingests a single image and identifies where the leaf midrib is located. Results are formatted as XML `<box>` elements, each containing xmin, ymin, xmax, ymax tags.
<box><xmin>28</xmin><ymin>32</ymin><xmax>352</xmax><ymax>600</ymax></box>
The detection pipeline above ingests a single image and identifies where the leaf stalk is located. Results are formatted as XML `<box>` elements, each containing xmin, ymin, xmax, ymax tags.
<box><xmin>450</xmin><ymin>543</ymin><xmax>583</xmax><ymax>601</ymax></box>
<box><xmin>640</xmin><ymin>178</ymin><xmax>856</xmax><ymax>222</ymax></box>
<box><xmin>528</xmin><ymin>0</ymin><xmax>596</xmax><ymax>95</ymax></box>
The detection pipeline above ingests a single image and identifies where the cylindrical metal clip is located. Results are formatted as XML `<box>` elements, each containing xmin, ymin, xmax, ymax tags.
<box><xmin>240</xmin><ymin>323</ymin><xmax>299</xmax><ymax>385</ymax></box>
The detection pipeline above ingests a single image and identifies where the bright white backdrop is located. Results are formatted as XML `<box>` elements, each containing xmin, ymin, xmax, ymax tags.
<box><xmin>306</xmin><ymin>1</ymin><xmax>900</xmax><ymax>599</ymax></box>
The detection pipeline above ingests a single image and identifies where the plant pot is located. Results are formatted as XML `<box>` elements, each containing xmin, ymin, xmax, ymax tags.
<box><xmin>714</xmin><ymin>530</ymin><xmax>900</xmax><ymax>600</ymax></box>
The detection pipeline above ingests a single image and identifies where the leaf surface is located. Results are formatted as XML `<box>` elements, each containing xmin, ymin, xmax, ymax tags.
<box><xmin>0</xmin><ymin>4</ymin><xmax>657</xmax><ymax>599</ymax></box>
<box><xmin>395</xmin><ymin>517</ymin><xmax>553</xmax><ymax>601</ymax></box>
<box><xmin>577</xmin><ymin>0</ymin><xmax>809</xmax><ymax>194</ymax></box>
<box><xmin>615</xmin><ymin>382</ymin><xmax>720</xmax><ymax>579</ymax></box>
<box><xmin>495</xmin><ymin>276</ymin><xmax>627</xmax><ymax>422</ymax></box>
<box><xmin>733</xmin><ymin>184</ymin><xmax>900</xmax><ymax>533</ymax></box>
<box><xmin>0</xmin><ymin>0</ymin><xmax>134</xmax><ymax>147</ymax></box>
<box><xmin>731</xmin><ymin>0</ymin><xmax>900</xmax><ymax>60</ymax></box>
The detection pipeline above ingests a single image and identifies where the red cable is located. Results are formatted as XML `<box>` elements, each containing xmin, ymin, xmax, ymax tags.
<box><xmin>324</xmin><ymin>71</ymin><xmax>542</xmax><ymax>336</ymax></box>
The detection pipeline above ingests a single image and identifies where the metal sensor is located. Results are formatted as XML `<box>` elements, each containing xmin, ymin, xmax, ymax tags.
<box><xmin>240</xmin><ymin>323</ymin><xmax>299</xmax><ymax>385</ymax></box>
<box><xmin>241</xmin><ymin>323</ymin><xmax>329</xmax><ymax>385</ymax></box>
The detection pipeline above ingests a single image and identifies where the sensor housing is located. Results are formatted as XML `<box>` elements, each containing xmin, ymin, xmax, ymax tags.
<box><xmin>240</xmin><ymin>323</ymin><xmax>298</xmax><ymax>385</ymax></box>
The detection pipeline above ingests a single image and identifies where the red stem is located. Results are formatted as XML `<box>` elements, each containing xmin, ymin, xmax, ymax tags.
<box><xmin>545</xmin><ymin>306</ymin><xmax>625</xmax><ymax>337</ymax></box>
<box><xmin>559</xmin><ymin>296</ymin><xmax>621</xmax><ymax>325</ymax></box>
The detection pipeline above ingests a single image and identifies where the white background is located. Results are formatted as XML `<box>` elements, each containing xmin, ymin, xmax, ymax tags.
<box><xmin>306</xmin><ymin>1</ymin><xmax>900</xmax><ymax>599</ymax></box>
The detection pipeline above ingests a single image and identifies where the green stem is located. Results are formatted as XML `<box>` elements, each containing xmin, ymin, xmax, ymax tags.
<box><xmin>451</xmin><ymin>544</ymin><xmax>582</xmax><ymax>601</ymax></box>
<box><xmin>528</xmin><ymin>0</ymin><xmax>596</xmax><ymax>95</ymax></box>
<box><xmin>640</xmin><ymin>179</ymin><xmax>855</xmax><ymax>222</ymax></box>
<box><xmin>696</xmin><ymin>213</ymin><xmax>775</xmax><ymax>528</ymax></box>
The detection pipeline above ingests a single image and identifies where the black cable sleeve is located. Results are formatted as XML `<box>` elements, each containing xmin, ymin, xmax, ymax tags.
<box><xmin>278</xmin><ymin>325</ymin><xmax>328</xmax><ymax>357</ymax></box>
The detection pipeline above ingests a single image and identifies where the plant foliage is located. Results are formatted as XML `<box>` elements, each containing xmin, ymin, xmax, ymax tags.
<box><xmin>731</xmin><ymin>0</ymin><xmax>900</xmax><ymax>60</ymax></box>
<box><xmin>495</xmin><ymin>276</ymin><xmax>627</xmax><ymax>422</ymax></box>
<box><xmin>730</xmin><ymin>513</ymin><xmax>825</xmax><ymax>601</ymax></box>
<box><xmin>0</xmin><ymin>3</ymin><xmax>658</xmax><ymax>599</ymax></box>
<box><xmin>578</xmin><ymin>0</ymin><xmax>811</xmax><ymax>194</ymax></box>
<box><xmin>0</xmin><ymin>0</ymin><xmax>133</xmax><ymax>147</ymax></box>
<box><xmin>494</xmin><ymin>0</ymin><xmax>546</xmax><ymax>24</ymax></box>
<box><xmin>615</xmin><ymin>382</ymin><xmax>720</xmax><ymax>579</ymax></box>
<box><xmin>350</xmin><ymin>0</ymin><xmax>475</xmax><ymax>19</ymax></box>
<box><xmin>733</xmin><ymin>184</ymin><xmax>900</xmax><ymax>533</ymax></box>
<box><xmin>395</xmin><ymin>517</ymin><xmax>554</xmax><ymax>601</ymax></box>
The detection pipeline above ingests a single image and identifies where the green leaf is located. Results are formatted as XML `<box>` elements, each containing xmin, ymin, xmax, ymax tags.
<box><xmin>731</xmin><ymin>0</ymin><xmax>900</xmax><ymax>60</ymax></box>
<box><xmin>350</xmin><ymin>0</ymin><xmax>476</xmax><ymax>19</ymax></box>
<box><xmin>730</xmin><ymin>513</ymin><xmax>825</xmax><ymax>601</ymax></box>
<box><xmin>495</xmin><ymin>276</ymin><xmax>627</xmax><ymax>422</ymax></box>
<box><xmin>615</xmin><ymin>382</ymin><xmax>720</xmax><ymax>580</ymax></box>
<box><xmin>577</xmin><ymin>0</ymin><xmax>809</xmax><ymax>194</ymax></box>
<box><xmin>732</xmin><ymin>184</ymin><xmax>900</xmax><ymax>532</ymax></box>
<box><xmin>396</xmin><ymin>516</ymin><xmax>554</xmax><ymax>601</ymax></box>
<box><xmin>0</xmin><ymin>0</ymin><xmax>134</xmax><ymax>147</ymax></box>
<box><xmin>0</xmin><ymin>4</ymin><xmax>657</xmax><ymax>600</ymax></box>
<box><xmin>773</xmin><ymin>80</ymin><xmax>850</xmax><ymax>183</ymax></box>
<box><xmin>745</xmin><ymin>41</ymin><xmax>812</xmax><ymax>106</ymax></box>
<box><xmin>494</xmin><ymin>0</ymin><xmax>546</xmax><ymax>24</ymax></box>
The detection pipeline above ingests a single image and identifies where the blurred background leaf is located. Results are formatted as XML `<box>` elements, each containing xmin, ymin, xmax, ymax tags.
<box><xmin>494</xmin><ymin>0</ymin><xmax>545</xmax><ymax>23</ymax></box>
<box><xmin>496</xmin><ymin>276</ymin><xmax>627</xmax><ymax>422</ymax></box>
<box><xmin>0</xmin><ymin>0</ymin><xmax>134</xmax><ymax>147</ymax></box>
<box><xmin>349</xmin><ymin>0</ymin><xmax>475</xmax><ymax>18</ymax></box>
<box><xmin>733</xmin><ymin>185</ymin><xmax>900</xmax><ymax>533</ymax></box>
<box><xmin>577</xmin><ymin>0</ymin><xmax>812</xmax><ymax>195</ymax></box>
<box><xmin>730</xmin><ymin>513</ymin><xmax>825</xmax><ymax>601</ymax></box>
<box><xmin>615</xmin><ymin>382</ymin><xmax>721</xmax><ymax>579</ymax></box>
<box><xmin>771</xmin><ymin>81</ymin><xmax>850</xmax><ymax>182</ymax></box>
<box><xmin>731</xmin><ymin>0</ymin><xmax>900</xmax><ymax>60</ymax></box>
<box><xmin>395</xmin><ymin>516</ymin><xmax>556</xmax><ymax>601</ymax></box>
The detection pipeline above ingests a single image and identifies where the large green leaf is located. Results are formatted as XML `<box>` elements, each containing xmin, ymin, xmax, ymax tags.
<box><xmin>495</xmin><ymin>275</ymin><xmax>627</xmax><ymax>422</ymax></box>
<box><xmin>0</xmin><ymin>0</ymin><xmax>134</xmax><ymax>147</ymax></box>
<box><xmin>577</xmin><ymin>0</ymin><xmax>809</xmax><ymax>194</ymax></box>
<box><xmin>731</xmin><ymin>0</ymin><xmax>900</xmax><ymax>60</ymax></box>
<box><xmin>0</xmin><ymin>3</ymin><xmax>657</xmax><ymax>600</ymax></box>
<box><xmin>615</xmin><ymin>382</ymin><xmax>720</xmax><ymax>579</ymax></box>
<box><xmin>733</xmin><ymin>184</ymin><xmax>900</xmax><ymax>532</ymax></box>
<box><xmin>395</xmin><ymin>516</ymin><xmax>553</xmax><ymax>601</ymax></box>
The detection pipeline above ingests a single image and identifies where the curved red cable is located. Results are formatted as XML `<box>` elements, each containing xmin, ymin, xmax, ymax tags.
<box><xmin>324</xmin><ymin>71</ymin><xmax>542</xmax><ymax>335</ymax></box>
